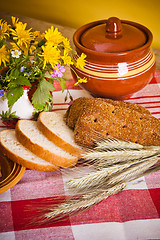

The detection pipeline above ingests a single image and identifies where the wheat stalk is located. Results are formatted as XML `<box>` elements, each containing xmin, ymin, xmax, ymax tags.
<box><xmin>94</xmin><ymin>153</ymin><xmax>160</xmax><ymax>170</ymax></box>
<box><xmin>83</xmin><ymin>148</ymin><xmax>160</xmax><ymax>162</ymax></box>
<box><xmin>130</xmin><ymin>160</ymin><xmax>160</xmax><ymax>181</ymax></box>
<box><xmin>33</xmin><ymin>138</ymin><xmax>160</xmax><ymax>224</ymax></box>
<box><xmin>68</xmin><ymin>156</ymin><xmax>159</xmax><ymax>193</ymax></box>
<box><xmin>67</xmin><ymin>168</ymin><xmax>110</xmax><ymax>191</ymax></box>
<box><xmin>44</xmin><ymin>182</ymin><xmax>126</xmax><ymax>222</ymax></box>
<box><xmin>95</xmin><ymin>138</ymin><xmax>144</xmax><ymax>150</ymax></box>
<box><xmin>104</xmin><ymin>157</ymin><xmax>158</xmax><ymax>187</ymax></box>
<box><xmin>67</xmin><ymin>161</ymin><xmax>136</xmax><ymax>191</ymax></box>
<box><xmin>82</xmin><ymin>143</ymin><xmax>160</xmax><ymax>168</ymax></box>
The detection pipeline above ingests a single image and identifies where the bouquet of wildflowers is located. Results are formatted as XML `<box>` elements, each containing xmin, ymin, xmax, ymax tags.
<box><xmin>0</xmin><ymin>16</ymin><xmax>87</xmax><ymax>120</ymax></box>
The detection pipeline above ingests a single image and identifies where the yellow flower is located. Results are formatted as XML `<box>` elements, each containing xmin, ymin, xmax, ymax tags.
<box><xmin>11</xmin><ymin>41</ymin><xmax>34</xmax><ymax>54</ymax></box>
<box><xmin>74</xmin><ymin>77</ymin><xmax>88</xmax><ymax>86</ymax></box>
<box><xmin>0</xmin><ymin>45</ymin><xmax>10</xmax><ymax>67</ymax></box>
<box><xmin>10</xmin><ymin>42</ymin><xmax>18</xmax><ymax>51</ymax></box>
<box><xmin>63</xmin><ymin>38</ymin><xmax>72</xmax><ymax>54</ymax></box>
<box><xmin>41</xmin><ymin>45</ymin><xmax>61</xmax><ymax>69</ymax></box>
<box><xmin>11</xmin><ymin>16</ymin><xmax>19</xmax><ymax>27</ymax></box>
<box><xmin>32</xmin><ymin>30</ymin><xmax>41</xmax><ymax>39</ymax></box>
<box><xmin>76</xmin><ymin>53</ymin><xmax>87</xmax><ymax>69</ymax></box>
<box><xmin>11</xmin><ymin>21</ymin><xmax>33</xmax><ymax>54</ymax></box>
<box><xmin>29</xmin><ymin>45</ymin><xmax>37</xmax><ymax>55</ymax></box>
<box><xmin>41</xmin><ymin>32</ymin><xmax>46</xmax><ymax>40</ymax></box>
<box><xmin>45</xmin><ymin>26</ymin><xmax>64</xmax><ymax>46</ymax></box>
<box><xmin>0</xmin><ymin>19</ymin><xmax>10</xmax><ymax>40</ymax></box>
<box><xmin>62</xmin><ymin>52</ymin><xmax>73</xmax><ymax>65</ymax></box>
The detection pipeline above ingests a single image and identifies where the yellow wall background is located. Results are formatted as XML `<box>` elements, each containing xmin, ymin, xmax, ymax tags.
<box><xmin>1</xmin><ymin>0</ymin><xmax>160</xmax><ymax>48</ymax></box>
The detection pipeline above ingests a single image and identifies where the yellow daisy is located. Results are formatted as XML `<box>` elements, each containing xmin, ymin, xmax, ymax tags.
<box><xmin>62</xmin><ymin>52</ymin><xmax>73</xmax><ymax>65</ymax></box>
<box><xmin>63</xmin><ymin>38</ymin><xmax>72</xmax><ymax>54</ymax></box>
<box><xmin>11</xmin><ymin>21</ymin><xmax>33</xmax><ymax>54</ymax></box>
<box><xmin>74</xmin><ymin>77</ymin><xmax>88</xmax><ymax>86</ymax></box>
<box><xmin>0</xmin><ymin>45</ymin><xmax>10</xmax><ymax>67</ymax></box>
<box><xmin>32</xmin><ymin>30</ymin><xmax>41</xmax><ymax>39</ymax></box>
<box><xmin>76</xmin><ymin>53</ymin><xmax>87</xmax><ymax>69</ymax></box>
<box><xmin>45</xmin><ymin>26</ymin><xmax>64</xmax><ymax>46</ymax></box>
<box><xmin>11</xmin><ymin>16</ymin><xmax>19</xmax><ymax>27</ymax></box>
<box><xmin>0</xmin><ymin>19</ymin><xmax>10</xmax><ymax>40</ymax></box>
<box><xmin>41</xmin><ymin>44</ymin><xmax>61</xmax><ymax>69</ymax></box>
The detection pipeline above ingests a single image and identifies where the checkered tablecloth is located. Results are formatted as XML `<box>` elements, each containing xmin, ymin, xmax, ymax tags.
<box><xmin>0</xmin><ymin>71</ymin><xmax>160</xmax><ymax>240</ymax></box>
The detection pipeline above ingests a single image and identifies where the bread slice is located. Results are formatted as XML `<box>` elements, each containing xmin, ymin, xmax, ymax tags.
<box><xmin>37</xmin><ymin>111</ymin><xmax>84</xmax><ymax>157</ymax></box>
<box><xmin>0</xmin><ymin>129</ymin><xmax>58</xmax><ymax>171</ymax></box>
<box><xmin>15</xmin><ymin>120</ymin><xmax>78</xmax><ymax>168</ymax></box>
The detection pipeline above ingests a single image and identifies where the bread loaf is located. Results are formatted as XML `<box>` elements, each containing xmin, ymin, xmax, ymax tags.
<box><xmin>65</xmin><ymin>97</ymin><xmax>160</xmax><ymax>147</ymax></box>
<box><xmin>65</xmin><ymin>97</ymin><xmax>151</xmax><ymax>128</ymax></box>
<box><xmin>65</xmin><ymin>97</ymin><xmax>90</xmax><ymax>129</ymax></box>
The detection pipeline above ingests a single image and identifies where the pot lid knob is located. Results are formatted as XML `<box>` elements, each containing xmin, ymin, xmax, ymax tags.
<box><xmin>80</xmin><ymin>17</ymin><xmax>148</xmax><ymax>52</ymax></box>
<box><xmin>106</xmin><ymin>17</ymin><xmax>122</xmax><ymax>38</ymax></box>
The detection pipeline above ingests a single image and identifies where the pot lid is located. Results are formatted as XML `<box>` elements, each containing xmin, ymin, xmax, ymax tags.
<box><xmin>80</xmin><ymin>17</ymin><xmax>147</xmax><ymax>53</ymax></box>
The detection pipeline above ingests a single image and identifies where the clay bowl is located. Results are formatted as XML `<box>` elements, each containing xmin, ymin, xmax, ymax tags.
<box><xmin>71</xmin><ymin>17</ymin><xmax>156</xmax><ymax>100</ymax></box>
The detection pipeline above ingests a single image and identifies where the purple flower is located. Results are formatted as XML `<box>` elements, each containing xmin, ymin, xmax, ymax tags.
<box><xmin>20</xmin><ymin>66</ymin><xmax>27</xmax><ymax>72</ymax></box>
<box><xmin>0</xmin><ymin>90</ymin><xmax>4</xmax><ymax>97</ymax></box>
<box><xmin>25</xmin><ymin>72</ymin><xmax>31</xmax><ymax>75</ymax></box>
<box><xmin>51</xmin><ymin>64</ymin><xmax>66</xmax><ymax>78</ymax></box>
<box><xmin>20</xmin><ymin>66</ymin><xmax>31</xmax><ymax>75</ymax></box>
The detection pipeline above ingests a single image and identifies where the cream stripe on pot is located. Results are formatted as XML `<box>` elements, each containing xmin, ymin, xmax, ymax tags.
<box><xmin>84</xmin><ymin>51</ymin><xmax>153</xmax><ymax>72</ymax></box>
<box><xmin>75</xmin><ymin>53</ymin><xmax>155</xmax><ymax>79</ymax></box>
<box><xmin>84</xmin><ymin>54</ymin><xmax>155</xmax><ymax>78</ymax></box>
<box><xmin>74</xmin><ymin>51</ymin><xmax>153</xmax><ymax>69</ymax></box>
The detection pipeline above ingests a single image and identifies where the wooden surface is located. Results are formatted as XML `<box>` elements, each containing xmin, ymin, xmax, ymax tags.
<box><xmin>0</xmin><ymin>11</ymin><xmax>160</xmax><ymax>71</ymax></box>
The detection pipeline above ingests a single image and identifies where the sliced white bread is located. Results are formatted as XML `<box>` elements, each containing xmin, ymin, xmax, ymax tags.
<box><xmin>0</xmin><ymin>129</ymin><xmax>58</xmax><ymax>171</ymax></box>
<box><xmin>15</xmin><ymin>120</ymin><xmax>78</xmax><ymax>168</ymax></box>
<box><xmin>37</xmin><ymin>111</ymin><xmax>84</xmax><ymax>157</ymax></box>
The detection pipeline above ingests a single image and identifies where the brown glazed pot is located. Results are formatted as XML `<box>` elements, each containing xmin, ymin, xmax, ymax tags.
<box><xmin>71</xmin><ymin>17</ymin><xmax>156</xmax><ymax>99</ymax></box>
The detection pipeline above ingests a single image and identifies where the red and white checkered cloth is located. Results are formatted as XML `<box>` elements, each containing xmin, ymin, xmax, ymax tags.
<box><xmin>0</xmin><ymin>71</ymin><xmax>160</xmax><ymax>240</ymax></box>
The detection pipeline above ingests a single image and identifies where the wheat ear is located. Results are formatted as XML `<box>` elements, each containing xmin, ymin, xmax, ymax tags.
<box><xmin>104</xmin><ymin>157</ymin><xmax>158</xmax><ymax>187</ymax></box>
<box><xmin>67</xmin><ymin>160</ymin><xmax>138</xmax><ymax>191</ymax></box>
<box><xmin>68</xmin><ymin>156</ymin><xmax>159</xmax><ymax>193</ymax></box>
<box><xmin>95</xmin><ymin>138</ymin><xmax>144</xmax><ymax>150</ymax></box>
<box><xmin>44</xmin><ymin>182</ymin><xmax>126</xmax><ymax>222</ymax></box>
<box><xmin>83</xmin><ymin>148</ymin><xmax>160</xmax><ymax>162</ymax></box>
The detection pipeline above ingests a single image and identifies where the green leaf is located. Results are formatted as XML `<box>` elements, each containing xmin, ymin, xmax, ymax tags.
<box><xmin>32</xmin><ymin>79</ymin><xmax>54</xmax><ymax>110</ymax></box>
<box><xmin>8</xmin><ymin>81</ymin><xmax>17</xmax><ymax>89</ymax></box>
<box><xmin>44</xmin><ymin>72</ymin><xmax>52</xmax><ymax>78</ymax></box>
<box><xmin>7</xmin><ymin>86</ymin><xmax>24</xmax><ymax>107</ymax></box>
<box><xmin>0</xmin><ymin>109</ymin><xmax>19</xmax><ymax>120</ymax></box>
<box><xmin>12</xmin><ymin>69</ymin><xmax>20</xmax><ymax>78</ymax></box>
<box><xmin>14</xmin><ymin>76</ymin><xmax>31</xmax><ymax>87</ymax></box>
<box><xmin>60</xmin><ymin>78</ymin><xmax>66</xmax><ymax>92</ymax></box>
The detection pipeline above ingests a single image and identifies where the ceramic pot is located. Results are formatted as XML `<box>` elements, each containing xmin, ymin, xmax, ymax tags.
<box><xmin>71</xmin><ymin>17</ymin><xmax>156</xmax><ymax>99</ymax></box>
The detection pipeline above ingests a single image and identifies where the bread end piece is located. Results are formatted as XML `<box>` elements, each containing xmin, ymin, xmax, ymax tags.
<box><xmin>0</xmin><ymin>129</ymin><xmax>58</xmax><ymax>171</ymax></box>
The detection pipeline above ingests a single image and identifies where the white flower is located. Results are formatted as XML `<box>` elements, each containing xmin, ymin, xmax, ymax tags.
<box><xmin>11</xmin><ymin>49</ymin><xmax>21</xmax><ymax>58</ymax></box>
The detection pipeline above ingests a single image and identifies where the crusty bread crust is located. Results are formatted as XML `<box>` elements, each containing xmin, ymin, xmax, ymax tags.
<box><xmin>64</xmin><ymin>97</ymin><xmax>89</xmax><ymax>129</ymax></box>
<box><xmin>65</xmin><ymin>97</ymin><xmax>152</xmax><ymax>130</ymax></box>
<box><xmin>65</xmin><ymin>97</ymin><xmax>160</xmax><ymax>147</ymax></box>
<box><xmin>15</xmin><ymin>120</ymin><xmax>78</xmax><ymax>168</ymax></box>
<box><xmin>0</xmin><ymin>130</ymin><xmax>58</xmax><ymax>171</ymax></box>
<box><xmin>37</xmin><ymin>112</ymin><xmax>84</xmax><ymax>157</ymax></box>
